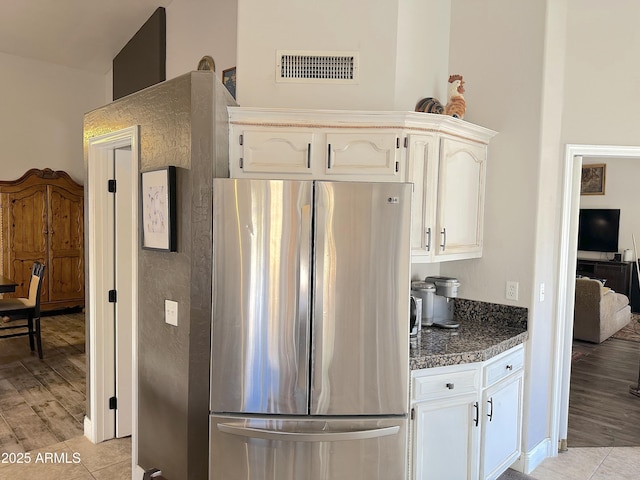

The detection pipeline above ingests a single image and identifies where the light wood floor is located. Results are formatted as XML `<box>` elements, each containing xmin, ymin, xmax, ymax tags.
<box><xmin>568</xmin><ymin>336</ymin><xmax>640</xmax><ymax>447</ymax></box>
<box><xmin>0</xmin><ymin>312</ymin><xmax>86</xmax><ymax>452</ymax></box>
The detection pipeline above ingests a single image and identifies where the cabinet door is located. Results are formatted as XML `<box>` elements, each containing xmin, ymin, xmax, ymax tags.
<box><xmin>325</xmin><ymin>131</ymin><xmax>401</xmax><ymax>180</ymax></box>
<box><xmin>1</xmin><ymin>186</ymin><xmax>48</xmax><ymax>300</ymax></box>
<box><xmin>232</xmin><ymin>129</ymin><xmax>314</xmax><ymax>177</ymax></box>
<box><xmin>406</xmin><ymin>134</ymin><xmax>438</xmax><ymax>261</ymax></box>
<box><xmin>480</xmin><ymin>374</ymin><xmax>523</xmax><ymax>480</ymax></box>
<box><xmin>435</xmin><ymin>137</ymin><xmax>487</xmax><ymax>260</ymax></box>
<box><xmin>47</xmin><ymin>184</ymin><xmax>84</xmax><ymax>303</ymax></box>
<box><xmin>413</xmin><ymin>393</ymin><xmax>480</xmax><ymax>480</ymax></box>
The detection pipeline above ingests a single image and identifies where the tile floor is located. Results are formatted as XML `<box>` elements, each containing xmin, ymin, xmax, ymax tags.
<box><xmin>531</xmin><ymin>446</ymin><xmax>640</xmax><ymax>479</ymax></box>
<box><xmin>0</xmin><ymin>435</ymin><xmax>131</xmax><ymax>480</ymax></box>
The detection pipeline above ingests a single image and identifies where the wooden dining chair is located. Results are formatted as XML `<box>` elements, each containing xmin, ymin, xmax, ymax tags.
<box><xmin>0</xmin><ymin>262</ymin><xmax>46</xmax><ymax>359</ymax></box>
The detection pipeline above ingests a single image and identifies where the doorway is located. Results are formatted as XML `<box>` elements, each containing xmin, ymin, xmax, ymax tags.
<box><xmin>86</xmin><ymin>126</ymin><xmax>140</xmax><ymax>466</ymax></box>
<box><xmin>552</xmin><ymin>144</ymin><xmax>640</xmax><ymax>452</ymax></box>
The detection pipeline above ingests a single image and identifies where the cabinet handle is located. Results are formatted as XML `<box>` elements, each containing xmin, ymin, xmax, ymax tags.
<box><xmin>506</xmin><ymin>364</ymin><xmax>513</xmax><ymax>371</ymax></box>
<box><xmin>307</xmin><ymin>144</ymin><xmax>311</xmax><ymax>169</ymax></box>
<box><xmin>327</xmin><ymin>144</ymin><xmax>332</xmax><ymax>169</ymax></box>
<box><xmin>473</xmin><ymin>402</ymin><xmax>479</xmax><ymax>427</ymax></box>
<box><xmin>441</xmin><ymin>228</ymin><xmax>447</xmax><ymax>251</ymax></box>
<box><xmin>426</xmin><ymin>227</ymin><xmax>431</xmax><ymax>252</ymax></box>
<box><xmin>445</xmin><ymin>383</ymin><xmax>454</xmax><ymax>390</ymax></box>
<box><xmin>487</xmin><ymin>397</ymin><xmax>494</xmax><ymax>422</ymax></box>
<box><xmin>239</xmin><ymin>134</ymin><xmax>243</xmax><ymax>146</ymax></box>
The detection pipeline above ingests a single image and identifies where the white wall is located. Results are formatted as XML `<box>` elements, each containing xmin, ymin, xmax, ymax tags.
<box><xmin>0</xmin><ymin>52</ymin><xmax>106</xmax><ymax>183</ymax></box>
<box><xmin>395</xmin><ymin>0</ymin><xmax>451</xmax><ymax>111</ymax></box>
<box><xmin>562</xmin><ymin>1</ymin><xmax>640</xmax><ymax>146</ymax></box>
<box><xmin>165</xmin><ymin>0</ymin><xmax>237</xmax><ymax>82</ymax></box>
<box><xmin>579</xmin><ymin>158</ymin><xmax>640</xmax><ymax>260</ymax></box>
<box><xmin>444</xmin><ymin>0</ymin><xmax>561</xmax><ymax>456</ymax></box>
<box><xmin>444</xmin><ymin>1</ymin><xmax>545</xmax><ymax>310</ymax></box>
<box><xmin>561</xmin><ymin>0</ymin><xmax>640</xmax><ymax>266</ymax></box>
<box><xmin>235</xmin><ymin>0</ymin><xmax>451</xmax><ymax>111</ymax></box>
<box><xmin>101</xmin><ymin>0</ymin><xmax>238</xmax><ymax>104</ymax></box>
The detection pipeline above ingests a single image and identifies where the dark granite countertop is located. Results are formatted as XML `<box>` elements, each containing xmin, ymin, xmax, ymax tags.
<box><xmin>409</xmin><ymin>298</ymin><xmax>529</xmax><ymax>370</ymax></box>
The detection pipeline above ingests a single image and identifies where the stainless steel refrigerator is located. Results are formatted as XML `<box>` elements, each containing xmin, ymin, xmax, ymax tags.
<box><xmin>209</xmin><ymin>179</ymin><xmax>411</xmax><ymax>480</ymax></box>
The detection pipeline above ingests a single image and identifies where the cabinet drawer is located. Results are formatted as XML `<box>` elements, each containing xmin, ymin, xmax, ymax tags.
<box><xmin>412</xmin><ymin>367</ymin><xmax>479</xmax><ymax>402</ymax></box>
<box><xmin>483</xmin><ymin>345</ymin><xmax>524</xmax><ymax>387</ymax></box>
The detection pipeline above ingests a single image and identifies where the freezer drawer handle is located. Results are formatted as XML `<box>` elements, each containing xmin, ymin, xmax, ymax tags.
<box><xmin>217</xmin><ymin>423</ymin><xmax>400</xmax><ymax>442</ymax></box>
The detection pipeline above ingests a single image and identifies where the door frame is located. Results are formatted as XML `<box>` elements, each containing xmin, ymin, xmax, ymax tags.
<box><xmin>85</xmin><ymin>126</ymin><xmax>139</xmax><ymax>466</ymax></box>
<box><xmin>551</xmin><ymin>144</ymin><xmax>640</xmax><ymax>451</ymax></box>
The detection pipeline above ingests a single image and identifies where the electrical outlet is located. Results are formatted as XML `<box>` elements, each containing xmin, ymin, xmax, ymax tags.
<box><xmin>539</xmin><ymin>282</ymin><xmax>545</xmax><ymax>302</ymax></box>
<box><xmin>506</xmin><ymin>281</ymin><xmax>519</xmax><ymax>301</ymax></box>
<box><xmin>165</xmin><ymin>300</ymin><xmax>178</xmax><ymax>326</ymax></box>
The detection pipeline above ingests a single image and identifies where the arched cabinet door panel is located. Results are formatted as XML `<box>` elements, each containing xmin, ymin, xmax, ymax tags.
<box><xmin>434</xmin><ymin>137</ymin><xmax>487</xmax><ymax>261</ymax></box>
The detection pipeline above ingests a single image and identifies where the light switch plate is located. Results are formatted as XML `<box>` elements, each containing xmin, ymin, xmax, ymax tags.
<box><xmin>165</xmin><ymin>300</ymin><xmax>178</xmax><ymax>326</ymax></box>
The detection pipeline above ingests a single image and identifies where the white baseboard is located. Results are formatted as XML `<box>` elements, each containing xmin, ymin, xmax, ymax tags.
<box><xmin>83</xmin><ymin>416</ymin><xmax>96</xmax><ymax>443</ymax></box>
<box><xmin>511</xmin><ymin>437</ymin><xmax>553</xmax><ymax>474</ymax></box>
<box><xmin>88</xmin><ymin>415</ymin><xmax>143</xmax><ymax>479</ymax></box>
<box><xmin>134</xmin><ymin>465</ymin><xmax>146</xmax><ymax>480</ymax></box>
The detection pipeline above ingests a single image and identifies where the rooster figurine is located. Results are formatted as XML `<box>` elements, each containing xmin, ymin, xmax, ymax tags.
<box><xmin>415</xmin><ymin>74</ymin><xmax>466</xmax><ymax>119</ymax></box>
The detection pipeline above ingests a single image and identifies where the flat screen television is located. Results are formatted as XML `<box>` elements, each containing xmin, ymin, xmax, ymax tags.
<box><xmin>577</xmin><ymin>208</ymin><xmax>620</xmax><ymax>252</ymax></box>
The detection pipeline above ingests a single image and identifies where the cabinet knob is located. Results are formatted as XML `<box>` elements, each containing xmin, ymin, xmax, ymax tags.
<box><xmin>445</xmin><ymin>383</ymin><xmax>454</xmax><ymax>389</ymax></box>
<box><xmin>506</xmin><ymin>364</ymin><xmax>513</xmax><ymax>371</ymax></box>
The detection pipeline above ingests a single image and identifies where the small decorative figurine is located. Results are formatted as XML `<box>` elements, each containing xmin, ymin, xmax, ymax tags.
<box><xmin>197</xmin><ymin>55</ymin><xmax>216</xmax><ymax>72</ymax></box>
<box><xmin>415</xmin><ymin>74</ymin><xmax>466</xmax><ymax>119</ymax></box>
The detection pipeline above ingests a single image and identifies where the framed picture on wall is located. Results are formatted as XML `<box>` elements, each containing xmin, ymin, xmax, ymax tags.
<box><xmin>222</xmin><ymin>67</ymin><xmax>236</xmax><ymax>99</ymax></box>
<box><xmin>581</xmin><ymin>164</ymin><xmax>606</xmax><ymax>195</ymax></box>
<box><xmin>141</xmin><ymin>166</ymin><xmax>177</xmax><ymax>251</ymax></box>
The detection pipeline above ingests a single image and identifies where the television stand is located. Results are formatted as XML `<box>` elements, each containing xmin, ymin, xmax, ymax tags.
<box><xmin>576</xmin><ymin>258</ymin><xmax>632</xmax><ymax>297</ymax></box>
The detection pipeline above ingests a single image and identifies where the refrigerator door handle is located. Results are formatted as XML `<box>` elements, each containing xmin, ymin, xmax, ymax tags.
<box><xmin>298</xmin><ymin>202</ymin><xmax>312</xmax><ymax>389</ymax></box>
<box><xmin>217</xmin><ymin>423</ymin><xmax>400</xmax><ymax>442</ymax></box>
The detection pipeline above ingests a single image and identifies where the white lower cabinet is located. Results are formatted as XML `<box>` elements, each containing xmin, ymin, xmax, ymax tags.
<box><xmin>410</xmin><ymin>345</ymin><xmax>524</xmax><ymax>480</ymax></box>
<box><xmin>480</xmin><ymin>346</ymin><xmax>525</xmax><ymax>480</ymax></box>
<box><xmin>411</xmin><ymin>365</ymin><xmax>481</xmax><ymax>480</ymax></box>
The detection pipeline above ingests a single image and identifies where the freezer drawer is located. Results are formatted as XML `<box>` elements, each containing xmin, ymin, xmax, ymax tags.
<box><xmin>209</xmin><ymin>414</ymin><xmax>408</xmax><ymax>480</ymax></box>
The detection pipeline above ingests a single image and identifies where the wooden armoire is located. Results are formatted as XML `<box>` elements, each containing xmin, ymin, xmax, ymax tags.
<box><xmin>0</xmin><ymin>169</ymin><xmax>84</xmax><ymax>311</ymax></box>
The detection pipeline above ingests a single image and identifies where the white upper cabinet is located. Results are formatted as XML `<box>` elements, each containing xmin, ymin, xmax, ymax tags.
<box><xmin>239</xmin><ymin>130</ymin><xmax>314</xmax><ymax>175</ymax></box>
<box><xmin>325</xmin><ymin>131</ymin><xmax>401</xmax><ymax>178</ymax></box>
<box><xmin>406</xmin><ymin>127</ymin><xmax>495</xmax><ymax>263</ymax></box>
<box><xmin>406</xmin><ymin>134</ymin><xmax>438</xmax><ymax>257</ymax></box>
<box><xmin>229</xmin><ymin>108</ymin><xmax>404</xmax><ymax>182</ymax></box>
<box><xmin>433</xmin><ymin>137</ymin><xmax>488</xmax><ymax>261</ymax></box>
<box><xmin>228</xmin><ymin>107</ymin><xmax>496</xmax><ymax>262</ymax></box>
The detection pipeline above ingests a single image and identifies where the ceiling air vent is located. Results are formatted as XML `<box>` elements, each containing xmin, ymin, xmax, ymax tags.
<box><xmin>276</xmin><ymin>50</ymin><xmax>359</xmax><ymax>84</ymax></box>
